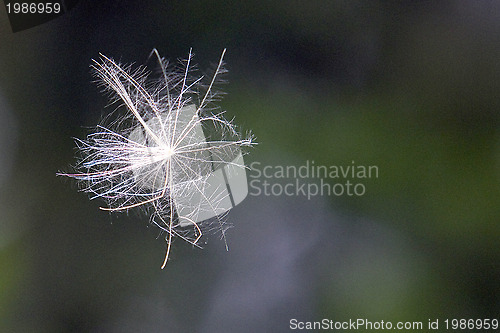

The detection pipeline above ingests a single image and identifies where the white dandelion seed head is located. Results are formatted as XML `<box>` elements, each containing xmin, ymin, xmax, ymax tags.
<box><xmin>59</xmin><ymin>49</ymin><xmax>255</xmax><ymax>268</ymax></box>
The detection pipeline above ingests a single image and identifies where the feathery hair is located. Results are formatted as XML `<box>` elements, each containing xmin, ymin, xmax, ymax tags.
<box><xmin>59</xmin><ymin>49</ymin><xmax>254</xmax><ymax>268</ymax></box>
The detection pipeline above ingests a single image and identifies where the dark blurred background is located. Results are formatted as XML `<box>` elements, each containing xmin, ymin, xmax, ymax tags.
<box><xmin>0</xmin><ymin>1</ymin><xmax>499</xmax><ymax>332</ymax></box>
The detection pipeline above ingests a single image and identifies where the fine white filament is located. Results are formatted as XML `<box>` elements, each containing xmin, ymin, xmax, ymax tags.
<box><xmin>59</xmin><ymin>49</ymin><xmax>254</xmax><ymax>268</ymax></box>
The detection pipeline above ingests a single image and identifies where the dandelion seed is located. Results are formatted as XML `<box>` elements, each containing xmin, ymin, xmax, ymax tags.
<box><xmin>58</xmin><ymin>49</ymin><xmax>254</xmax><ymax>268</ymax></box>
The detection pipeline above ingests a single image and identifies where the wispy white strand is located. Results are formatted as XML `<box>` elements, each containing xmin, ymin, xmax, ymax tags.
<box><xmin>59</xmin><ymin>49</ymin><xmax>254</xmax><ymax>268</ymax></box>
